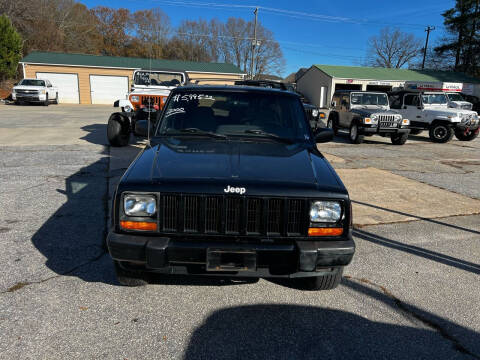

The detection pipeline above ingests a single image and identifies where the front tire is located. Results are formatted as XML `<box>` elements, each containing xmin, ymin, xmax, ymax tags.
<box><xmin>454</xmin><ymin>128</ymin><xmax>479</xmax><ymax>141</ymax></box>
<box><xmin>301</xmin><ymin>267</ymin><xmax>344</xmax><ymax>290</ymax></box>
<box><xmin>429</xmin><ymin>123</ymin><xmax>453</xmax><ymax>143</ymax></box>
<box><xmin>53</xmin><ymin>93</ymin><xmax>58</xmax><ymax>104</ymax></box>
<box><xmin>107</xmin><ymin>114</ymin><xmax>130</xmax><ymax>147</ymax></box>
<box><xmin>114</xmin><ymin>261</ymin><xmax>148</xmax><ymax>287</ymax></box>
<box><xmin>349</xmin><ymin>123</ymin><xmax>364</xmax><ymax>144</ymax></box>
<box><xmin>43</xmin><ymin>94</ymin><xmax>49</xmax><ymax>106</ymax></box>
<box><xmin>327</xmin><ymin>116</ymin><xmax>338</xmax><ymax>135</ymax></box>
<box><xmin>391</xmin><ymin>132</ymin><xmax>408</xmax><ymax>145</ymax></box>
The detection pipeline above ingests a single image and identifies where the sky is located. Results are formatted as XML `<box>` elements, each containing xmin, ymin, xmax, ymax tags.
<box><xmin>80</xmin><ymin>0</ymin><xmax>453</xmax><ymax>77</ymax></box>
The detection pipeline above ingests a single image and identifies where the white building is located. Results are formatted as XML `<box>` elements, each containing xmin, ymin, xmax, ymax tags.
<box><xmin>296</xmin><ymin>64</ymin><xmax>480</xmax><ymax>108</ymax></box>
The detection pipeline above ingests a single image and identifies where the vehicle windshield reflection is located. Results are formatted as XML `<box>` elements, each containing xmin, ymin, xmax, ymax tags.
<box><xmin>157</xmin><ymin>91</ymin><xmax>310</xmax><ymax>143</ymax></box>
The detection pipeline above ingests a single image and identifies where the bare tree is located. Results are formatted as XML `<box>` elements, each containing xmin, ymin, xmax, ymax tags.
<box><xmin>131</xmin><ymin>8</ymin><xmax>171</xmax><ymax>59</ymax></box>
<box><xmin>366</xmin><ymin>27</ymin><xmax>422</xmax><ymax>68</ymax></box>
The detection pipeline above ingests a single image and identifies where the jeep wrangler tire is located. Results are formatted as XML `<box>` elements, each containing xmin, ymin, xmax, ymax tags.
<box><xmin>391</xmin><ymin>132</ymin><xmax>408</xmax><ymax>145</ymax></box>
<box><xmin>107</xmin><ymin>114</ymin><xmax>130</xmax><ymax>147</ymax></box>
<box><xmin>429</xmin><ymin>123</ymin><xmax>454</xmax><ymax>143</ymax></box>
<box><xmin>349</xmin><ymin>123</ymin><xmax>364</xmax><ymax>144</ymax></box>
<box><xmin>327</xmin><ymin>116</ymin><xmax>338</xmax><ymax>135</ymax></box>
<box><xmin>409</xmin><ymin>129</ymin><xmax>423</xmax><ymax>135</ymax></box>
<box><xmin>114</xmin><ymin>261</ymin><xmax>148</xmax><ymax>286</ymax></box>
<box><xmin>454</xmin><ymin>129</ymin><xmax>479</xmax><ymax>141</ymax></box>
<box><xmin>301</xmin><ymin>267</ymin><xmax>344</xmax><ymax>290</ymax></box>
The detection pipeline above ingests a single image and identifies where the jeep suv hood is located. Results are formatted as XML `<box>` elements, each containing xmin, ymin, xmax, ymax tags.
<box><xmin>122</xmin><ymin>138</ymin><xmax>347</xmax><ymax>197</ymax></box>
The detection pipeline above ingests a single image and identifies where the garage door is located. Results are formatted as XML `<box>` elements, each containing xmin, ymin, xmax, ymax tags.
<box><xmin>36</xmin><ymin>73</ymin><xmax>79</xmax><ymax>104</ymax></box>
<box><xmin>90</xmin><ymin>75</ymin><xmax>129</xmax><ymax>105</ymax></box>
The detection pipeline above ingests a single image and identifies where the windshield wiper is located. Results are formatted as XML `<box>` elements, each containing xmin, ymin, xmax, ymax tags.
<box><xmin>176</xmin><ymin>128</ymin><xmax>228</xmax><ymax>139</ymax></box>
<box><xmin>243</xmin><ymin>129</ymin><xmax>294</xmax><ymax>144</ymax></box>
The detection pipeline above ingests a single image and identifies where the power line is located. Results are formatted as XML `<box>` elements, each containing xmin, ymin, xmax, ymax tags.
<box><xmin>153</xmin><ymin>0</ymin><xmax>445</xmax><ymax>29</ymax></box>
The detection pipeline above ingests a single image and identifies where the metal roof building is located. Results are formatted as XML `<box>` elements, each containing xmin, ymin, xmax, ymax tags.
<box><xmin>296</xmin><ymin>64</ymin><xmax>480</xmax><ymax>108</ymax></box>
<box><xmin>20</xmin><ymin>52</ymin><xmax>245</xmax><ymax>104</ymax></box>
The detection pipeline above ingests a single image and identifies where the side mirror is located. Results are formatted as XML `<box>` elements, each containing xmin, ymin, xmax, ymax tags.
<box><xmin>13</xmin><ymin>82</ymin><xmax>17</xmax><ymax>86</ymax></box>
<box><xmin>331</xmin><ymin>101</ymin><xmax>336</xmax><ymax>108</ymax></box>
<box><xmin>135</xmin><ymin>120</ymin><xmax>149</xmax><ymax>137</ymax></box>
<box><xmin>315</xmin><ymin>128</ymin><xmax>334</xmax><ymax>143</ymax></box>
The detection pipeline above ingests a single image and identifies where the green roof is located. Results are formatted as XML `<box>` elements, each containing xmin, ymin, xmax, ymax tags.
<box><xmin>314</xmin><ymin>64</ymin><xmax>480</xmax><ymax>84</ymax></box>
<box><xmin>21</xmin><ymin>51</ymin><xmax>245</xmax><ymax>74</ymax></box>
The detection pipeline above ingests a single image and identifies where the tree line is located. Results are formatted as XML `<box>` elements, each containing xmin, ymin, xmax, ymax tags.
<box><xmin>366</xmin><ymin>0</ymin><xmax>479</xmax><ymax>78</ymax></box>
<box><xmin>0</xmin><ymin>0</ymin><xmax>284</xmax><ymax>81</ymax></box>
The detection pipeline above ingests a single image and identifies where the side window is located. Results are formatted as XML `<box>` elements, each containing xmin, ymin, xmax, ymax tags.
<box><xmin>341</xmin><ymin>95</ymin><xmax>350</xmax><ymax>109</ymax></box>
<box><xmin>404</xmin><ymin>94</ymin><xmax>419</xmax><ymax>106</ymax></box>
<box><xmin>389</xmin><ymin>94</ymin><xmax>401</xmax><ymax>109</ymax></box>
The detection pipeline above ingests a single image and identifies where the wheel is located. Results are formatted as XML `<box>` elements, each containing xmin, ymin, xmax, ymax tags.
<box><xmin>107</xmin><ymin>114</ymin><xmax>130</xmax><ymax>147</ymax></box>
<box><xmin>429</xmin><ymin>123</ymin><xmax>454</xmax><ymax>143</ymax></box>
<box><xmin>391</xmin><ymin>132</ymin><xmax>408</xmax><ymax>145</ymax></box>
<box><xmin>454</xmin><ymin>128</ymin><xmax>479</xmax><ymax>141</ymax></box>
<box><xmin>114</xmin><ymin>261</ymin><xmax>148</xmax><ymax>286</ymax></box>
<box><xmin>53</xmin><ymin>93</ymin><xmax>58</xmax><ymax>104</ymax></box>
<box><xmin>326</xmin><ymin>116</ymin><xmax>338</xmax><ymax>135</ymax></box>
<box><xmin>44</xmin><ymin>94</ymin><xmax>49</xmax><ymax>106</ymax></box>
<box><xmin>409</xmin><ymin>129</ymin><xmax>423</xmax><ymax>135</ymax></box>
<box><xmin>349</xmin><ymin>123</ymin><xmax>364</xmax><ymax>144</ymax></box>
<box><xmin>301</xmin><ymin>267</ymin><xmax>344</xmax><ymax>290</ymax></box>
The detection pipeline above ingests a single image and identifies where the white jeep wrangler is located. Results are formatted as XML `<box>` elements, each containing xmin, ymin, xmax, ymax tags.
<box><xmin>389</xmin><ymin>90</ymin><xmax>479</xmax><ymax>143</ymax></box>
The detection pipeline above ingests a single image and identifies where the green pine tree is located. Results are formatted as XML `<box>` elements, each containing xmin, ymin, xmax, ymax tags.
<box><xmin>435</xmin><ymin>0</ymin><xmax>479</xmax><ymax>75</ymax></box>
<box><xmin>0</xmin><ymin>14</ymin><xmax>23</xmax><ymax>81</ymax></box>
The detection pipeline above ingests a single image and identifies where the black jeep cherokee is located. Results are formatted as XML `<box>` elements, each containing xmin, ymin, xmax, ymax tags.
<box><xmin>107</xmin><ymin>85</ymin><xmax>355</xmax><ymax>290</ymax></box>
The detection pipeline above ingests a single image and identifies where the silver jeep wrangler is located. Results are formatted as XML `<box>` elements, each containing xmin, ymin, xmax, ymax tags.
<box><xmin>327</xmin><ymin>90</ymin><xmax>410</xmax><ymax>145</ymax></box>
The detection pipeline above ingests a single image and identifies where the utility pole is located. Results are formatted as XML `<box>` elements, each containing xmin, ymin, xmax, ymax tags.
<box><xmin>250</xmin><ymin>7</ymin><xmax>258</xmax><ymax>79</ymax></box>
<box><xmin>422</xmin><ymin>26</ymin><xmax>435</xmax><ymax>70</ymax></box>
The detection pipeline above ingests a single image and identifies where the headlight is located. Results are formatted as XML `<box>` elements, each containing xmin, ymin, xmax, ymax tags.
<box><xmin>40</xmin><ymin>90</ymin><xmax>46</xmax><ymax>94</ymax></box>
<box><xmin>130</xmin><ymin>95</ymin><xmax>140</xmax><ymax>103</ymax></box>
<box><xmin>312</xmin><ymin>109</ymin><xmax>319</xmax><ymax>117</ymax></box>
<box><xmin>12</xmin><ymin>89</ymin><xmax>16</xmax><ymax>94</ymax></box>
<box><xmin>124</xmin><ymin>194</ymin><xmax>156</xmax><ymax>216</ymax></box>
<box><xmin>310</xmin><ymin>201</ymin><xmax>341</xmax><ymax>223</ymax></box>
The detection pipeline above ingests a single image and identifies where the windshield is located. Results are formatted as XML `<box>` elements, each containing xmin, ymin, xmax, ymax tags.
<box><xmin>19</xmin><ymin>79</ymin><xmax>45</xmax><ymax>86</ymax></box>
<box><xmin>134</xmin><ymin>71</ymin><xmax>184</xmax><ymax>87</ymax></box>
<box><xmin>351</xmin><ymin>93</ymin><xmax>388</xmax><ymax>106</ymax></box>
<box><xmin>156</xmin><ymin>91</ymin><xmax>310</xmax><ymax>142</ymax></box>
<box><xmin>446</xmin><ymin>93</ymin><xmax>464</xmax><ymax>101</ymax></box>
<box><xmin>422</xmin><ymin>93</ymin><xmax>448</xmax><ymax>105</ymax></box>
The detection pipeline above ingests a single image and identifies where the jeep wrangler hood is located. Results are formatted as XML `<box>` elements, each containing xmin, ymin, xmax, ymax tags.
<box><xmin>121</xmin><ymin>138</ymin><xmax>347</xmax><ymax>197</ymax></box>
<box><xmin>351</xmin><ymin>108</ymin><xmax>395</xmax><ymax>117</ymax></box>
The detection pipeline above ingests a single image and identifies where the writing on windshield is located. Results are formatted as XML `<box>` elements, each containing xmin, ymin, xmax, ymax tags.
<box><xmin>134</xmin><ymin>71</ymin><xmax>183</xmax><ymax>87</ymax></box>
<box><xmin>157</xmin><ymin>91</ymin><xmax>309</xmax><ymax>142</ymax></box>
<box><xmin>351</xmin><ymin>93</ymin><xmax>388</xmax><ymax>106</ymax></box>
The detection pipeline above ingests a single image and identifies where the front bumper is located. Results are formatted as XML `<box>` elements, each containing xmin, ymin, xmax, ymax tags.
<box><xmin>12</xmin><ymin>94</ymin><xmax>46</xmax><ymax>102</ymax></box>
<box><xmin>361</xmin><ymin>126</ymin><xmax>410</xmax><ymax>135</ymax></box>
<box><xmin>456</xmin><ymin>122</ymin><xmax>480</xmax><ymax>132</ymax></box>
<box><xmin>107</xmin><ymin>232</ymin><xmax>355</xmax><ymax>278</ymax></box>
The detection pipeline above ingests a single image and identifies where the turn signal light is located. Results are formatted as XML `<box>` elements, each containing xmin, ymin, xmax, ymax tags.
<box><xmin>120</xmin><ymin>220</ymin><xmax>157</xmax><ymax>231</ymax></box>
<box><xmin>319</xmin><ymin>113</ymin><xmax>326</xmax><ymax>118</ymax></box>
<box><xmin>308</xmin><ymin>227</ymin><xmax>343</xmax><ymax>236</ymax></box>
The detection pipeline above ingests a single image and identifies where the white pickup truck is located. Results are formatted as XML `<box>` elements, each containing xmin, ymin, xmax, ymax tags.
<box><xmin>12</xmin><ymin>78</ymin><xmax>58</xmax><ymax>106</ymax></box>
<box><xmin>389</xmin><ymin>90</ymin><xmax>479</xmax><ymax>142</ymax></box>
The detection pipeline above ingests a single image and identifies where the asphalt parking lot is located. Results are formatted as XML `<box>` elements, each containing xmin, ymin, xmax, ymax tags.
<box><xmin>1</xmin><ymin>104</ymin><xmax>479</xmax><ymax>359</ymax></box>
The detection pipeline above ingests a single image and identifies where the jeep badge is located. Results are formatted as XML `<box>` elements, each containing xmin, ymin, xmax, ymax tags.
<box><xmin>224</xmin><ymin>185</ymin><xmax>246</xmax><ymax>195</ymax></box>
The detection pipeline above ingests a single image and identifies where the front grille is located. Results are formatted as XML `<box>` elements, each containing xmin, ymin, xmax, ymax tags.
<box><xmin>159</xmin><ymin>194</ymin><xmax>307</xmax><ymax>236</ymax></box>
<box><xmin>16</xmin><ymin>89</ymin><xmax>38</xmax><ymax>95</ymax></box>
<box><xmin>378</xmin><ymin>115</ymin><xmax>397</xmax><ymax>128</ymax></box>
<box><xmin>141</xmin><ymin>96</ymin><xmax>162</xmax><ymax>106</ymax></box>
